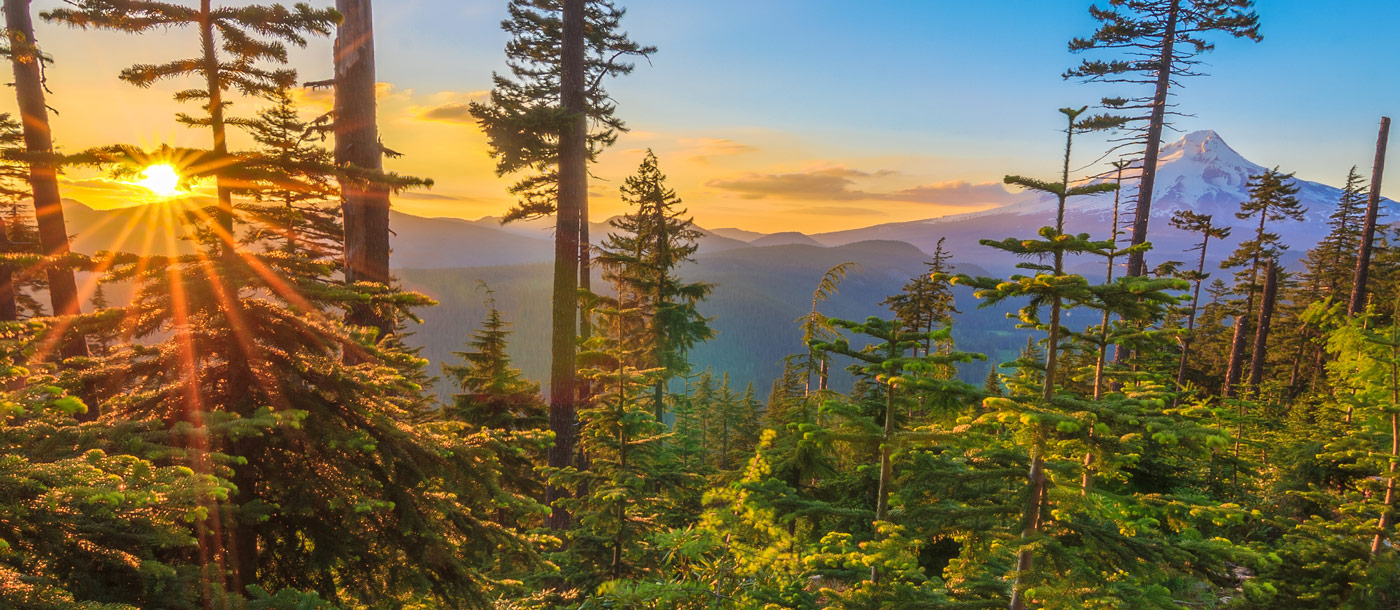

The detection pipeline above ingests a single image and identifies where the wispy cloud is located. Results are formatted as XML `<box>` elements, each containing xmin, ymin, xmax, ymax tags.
<box><xmin>794</xmin><ymin>206</ymin><xmax>887</xmax><ymax>216</ymax></box>
<box><xmin>706</xmin><ymin>167</ymin><xmax>895</xmax><ymax>200</ymax></box>
<box><xmin>415</xmin><ymin>91</ymin><xmax>490</xmax><ymax>124</ymax></box>
<box><xmin>678</xmin><ymin>137</ymin><xmax>757</xmax><ymax>164</ymax></box>
<box><xmin>882</xmin><ymin>181</ymin><xmax>1021</xmax><ymax>206</ymax></box>
<box><xmin>708</xmin><ymin>167</ymin><xmax>1016</xmax><ymax>208</ymax></box>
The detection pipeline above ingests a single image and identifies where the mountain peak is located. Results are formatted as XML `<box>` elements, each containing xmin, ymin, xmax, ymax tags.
<box><xmin>1159</xmin><ymin>129</ymin><xmax>1253</xmax><ymax>169</ymax></box>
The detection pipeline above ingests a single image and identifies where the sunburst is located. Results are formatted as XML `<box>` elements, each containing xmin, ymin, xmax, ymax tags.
<box><xmin>134</xmin><ymin>163</ymin><xmax>184</xmax><ymax>198</ymax></box>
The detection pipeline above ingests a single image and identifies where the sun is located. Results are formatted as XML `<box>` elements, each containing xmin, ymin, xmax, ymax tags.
<box><xmin>135</xmin><ymin>164</ymin><xmax>183</xmax><ymax>198</ymax></box>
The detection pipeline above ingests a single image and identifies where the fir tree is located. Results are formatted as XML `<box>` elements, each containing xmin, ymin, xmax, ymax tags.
<box><xmin>882</xmin><ymin>237</ymin><xmax>959</xmax><ymax>358</ymax></box>
<box><xmin>595</xmin><ymin>150</ymin><xmax>713</xmax><ymax>422</ymax></box>
<box><xmin>471</xmin><ymin>0</ymin><xmax>655</xmax><ymax>529</ymax></box>
<box><xmin>2</xmin><ymin>0</ymin><xmax>88</xmax><ymax>361</ymax></box>
<box><xmin>1065</xmin><ymin>0</ymin><xmax>1261</xmax><ymax>277</ymax></box>
<box><xmin>1169</xmin><ymin>209</ymin><xmax>1231</xmax><ymax>391</ymax></box>
<box><xmin>1220</xmin><ymin>168</ymin><xmax>1305</xmax><ymax>396</ymax></box>
<box><xmin>441</xmin><ymin>284</ymin><xmax>550</xmax><ymax>529</ymax></box>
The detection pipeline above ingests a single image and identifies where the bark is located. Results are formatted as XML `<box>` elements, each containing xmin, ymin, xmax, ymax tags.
<box><xmin>1350</xmin><ymin>117</ymin><xmax>1390</xmax><ymax>316</ymax></box>
<box><xmin>335</xmin><ymin>0</ymin><xmax>393</xmax><ymax>341</ymax></box>
<box><xmin>1011</xmin><ymin>117</ymin><xmax>1075</xmax><ymax>610</ymax></box>
<box><xmin>1247</xmin><ymin>261</ymin><xmax>1279</xmax><ymax>396</ymax></box>
<box><xmin>546</xmin><ymin>0</ymin><xmax>587</xmax><ymax>531</ymax></box>
<box><xmin>0</xmin><ymin>216</ymin><xmax>15</xmax><ymax>322</ymax></box>
<box><xmin>1125</xmin><ymin>0</ymin><xmax>1180</xmax><ymax>278</ymax></box>
<box><xmin>4</xmin><ymin>0</ymin><xmax>87</xmax><ymax>363</ymax></box>
<box><xmin>871</xmin><ymin>373</ymin><xmax>896</xmax><ymax>585</ymax></box>
<box><xmin>199</xmin><ymin>0</ymin><xmax>258</xmax><ymax>591</ymax></box>
<box><xmin>1176</xmin><ymin>227</ymin><xmax>1213</xmax><ymax>390</ymax></box>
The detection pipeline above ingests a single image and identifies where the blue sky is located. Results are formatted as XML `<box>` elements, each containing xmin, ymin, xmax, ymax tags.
<box><xmin>33</xmin><ymin>0</ymin><xmax>1400</xmax><ymax>231</ymax></box>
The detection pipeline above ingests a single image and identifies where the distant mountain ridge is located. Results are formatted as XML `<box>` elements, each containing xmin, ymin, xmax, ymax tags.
<box><xmin>61</xmin><ymin>130</ymin><xmax>1376</xmax><ymax>275</ymax></box>
<box><xmin>812</xmin><ymin>130</ymin><xmax>1392</xmax><ymax>272</ymax></box>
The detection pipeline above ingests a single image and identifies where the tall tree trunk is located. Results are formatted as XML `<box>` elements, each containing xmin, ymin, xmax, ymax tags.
<box><xmin>871</xmin><ymin>370</ymin><xmax>897</xmax><ymax>585</ymax></box>
<box><xmin>335</xmin><ymin>0</ymin><xmax>393</xmax><ymax>341</ymax></box>
<box><xmin>1372</xmin><ymin>331</ymin><xmax>1400</xmax><ymax>555</ymax></box>
<box><xmin>1350</xmin><ymin>117</ymin><xmax>1390</xmax><ymax>316</ymax></box>
<box><xmin>3</xmin><ymin>0</ymin><xmax>88</xmax><ymax>365</ymax></box>
<box><xmin>199</xmin><ymin>0</ymin><xmax>256</xmax><ymax>592</ymax></box>
<box><xmin>546</xmin><ymin>0</ymin><xmax>587</xmax><ymax>531</ymax></box>
<box><xmin>0</xmin><ymin>216</ymin><xmax>15</xmax><ymax>322</ymax></box>
<box><xmin>1247</xmin><ymin>261</ymin><xmax>1279</xmax><ymax>396</ymax></box>
<box><xmin>1011</xmin><ymin>118</ymin><xmax>1075</xmax><ymax>610</ymax></box>
<box><xmin>1125</xmin><ymin>0</ymin><xmax>1180</xmax><ymax>278</ymax></box>
<box><xmin>1176</xmin><ymin>228</ymin><xmax>1212</xmax><ymax>390</ymax></box>
<box><xmin>1225</xmin><ymin>211</ymin><xmax>1270</xmax><ymax>397</ymax></box>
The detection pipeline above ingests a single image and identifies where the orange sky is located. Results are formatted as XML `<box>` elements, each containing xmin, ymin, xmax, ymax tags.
<box><xmin>32</xmin><ymin>0</ymin><xmax>1400</xmax><ymax>235</ymax></box>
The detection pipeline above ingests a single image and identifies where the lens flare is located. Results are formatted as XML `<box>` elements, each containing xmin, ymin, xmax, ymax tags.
<box><xmin>135</xmin><ymin>164</ymin><xmax>182</xmax><ymax>198</ymax></box>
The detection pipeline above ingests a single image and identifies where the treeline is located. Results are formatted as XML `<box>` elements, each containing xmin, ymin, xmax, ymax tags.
<box><xmin>3</xmin><ymin>1</ymin><xmax>1400</xmax><ymax>610</ymax></box>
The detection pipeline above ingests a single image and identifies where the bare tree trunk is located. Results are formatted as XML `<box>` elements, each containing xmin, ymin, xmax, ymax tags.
<box><xmin>870</xmin><ymin>375</ymin><xmax>896</xmax><ymax>585</ymax></box>
<box><xmin>0</xmin><ymin>216</ymin><xmax>15</xmax><ymax>322</ymax></box>
<box><xmin>1247</xmin><ymin>261</ymin><xmax>1279</xmax><ymax>396</ymax></box>
<box><xmin>1350</xmin><ymin>117</ymin><xmax>1390</xmax><ymax>316</ymax></box>
<box><xmin>335</xmin><ymin>0</ymin><xmax>393</xmax><ymax>342</ymax></box>
<box><xmin>1125</xmin><ymin>0</ymin><xmax>1180</xmax><ymax>278</ymax></box>
<box><xmin>1176</xmin><ymin>229</ymin><xmax>1213</xmax><ymax>390</ymax></box>
<box><xmin>1373</xmin><ymin>334</ymin><xmax>1400</xmax><ymax>555</ymax></box>
<box><xmin>546</xmin><ymin>0</ymin><xmax>587</xmax><ymax>531</ymax></box>
<box><xmin>199</xmin><ymin>0</ymin><xmax>257</xmax><ymax>592</ymax></box>
<box><xmin>3</xmin><ymin>0</ymin><xmax>87</xmax><ymax>364</ymax></box>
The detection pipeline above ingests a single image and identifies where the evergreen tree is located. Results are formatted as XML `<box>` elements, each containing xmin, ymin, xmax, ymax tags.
<box><xmin>1066</xmin><ymin>0</ymin><xmax>1261</xmax><ymax>277</ymax></box>
<box><xmin>552</xmin><ymin>288</ymin><xmax>679</xmax><ymax>591</ymax></box>
<box><xmin>1169</xmin><ymin>209</ymin><xmax>1230</xmax><ymax>391</ymax></box>
<box><xmin>441</xmin><ymin>284</ymin><xmax>550</xmax><ymax>529</ymax></box>
<box><xmin>3</xmin><ymin>0</ymin><xmax>88</xmax><ymax>361</ymax></box>
<box><xmin>0</xmin><ymin>320</ymin><xmax>233</xmax><ymax>608</ymax></box>
<box><xmin>882</xmin><ymin>237</ymin><xmax>959</xmax><ymax>358</ymax></box>
<box><xmin>1220</xmin><ymin>168</ymin><xmax>1305</xmax><ymax>396</ymax></box>
<box><xmin>953</xmin><ymin>107</ymin><xmax>1211</xmax><ymax>609</ymax></box>
<box><xmin>595</xmin><ymin>150</ymin><xmax>713</xmax><ymax>422</ymax></box>
<box><xmin>471</xmin><ymin>1</ymin><xmax>655</xmax><ymax>529</ymax></box>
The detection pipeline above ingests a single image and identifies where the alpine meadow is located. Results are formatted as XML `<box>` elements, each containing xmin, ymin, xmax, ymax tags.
<box><xmin>7</xmin><ymin>0</ymin><xmax>1400</xmax><ymax>608</ymax></box>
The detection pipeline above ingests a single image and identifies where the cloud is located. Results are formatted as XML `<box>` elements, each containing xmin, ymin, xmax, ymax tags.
<box><xmin>708</xmin><ymin>168</ymin><xmax>1016</xmax><ymax>207</ymax></box>
<box><xmin>291</xmin><ymin>82</ymin><xmax>401</xmax><ymax>113</ymax></box>
<box><xmin>678</xmin><ymin>138</ymin><xmax>757</xmax><ymax>164</ymax></box>
<box><xmin>706</xmin><ymin>167</ymin><xmax>896</xmax><ymax>200</ymax></box>
<box><xmin>794</xmin><ymin>206</ymin><xmax>887</xmax><ymax>216</ymax></box>
<box><xmin>416</xmin><ymin>91</ymin><xmax>490</xmax><ymax>124</ymax></box>
<box><xmin>882</xmin><ymin>181</ymin><xmax>1020</xmax><ymax>206</ymax></box>
<box><xmin>398</xmin><ymin>191</ymin><xmax>466</xmax><ymax>201</ymax></box>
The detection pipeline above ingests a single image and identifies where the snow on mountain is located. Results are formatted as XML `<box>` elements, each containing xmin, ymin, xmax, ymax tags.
<box><xmin>816</xmin><ymin>130</ymin><xmax>1386</xmax><ymax>272</ymax></box>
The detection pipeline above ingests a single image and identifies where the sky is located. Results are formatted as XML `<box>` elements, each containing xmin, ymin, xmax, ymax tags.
<box><xmin>29</xmin><ymin>0</ymin><xmax>1400</xmax><ymax>234</ymax></box>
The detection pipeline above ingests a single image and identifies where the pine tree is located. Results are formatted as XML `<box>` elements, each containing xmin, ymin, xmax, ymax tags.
<box><xmin>0</xmin><ymin>320</ymin><xmax>232</xmax><ymax>608</ymax></box>
<box><xmin>441</xmin><ymin>284</ymin><xmax>550</xmax><ymax>529</ymax></box>
<box><xmin>329</xmin><ymin>0</ymin><xmax>393</xmax><ymax>340</ymax></box>
<box><xmin>238</xmin><ymin>91</ymin><xmax>342</xmax><ymax>261</ymax></box>
<box><xmin>882</xmin><ymin>238</ymin><xmax>959</xmax><ymax>358</ymax></box>
<box><xmin>952</xmin><ymin>107</ymin><xmax>1201</xmax><ymax>609</ymax></box>
<box><xmin>595</xmin><ymin>150</ymin><xmax>713</xmax><ymax>422</ymax></box>
<box><xmin>1169</xmin><ymin>209</ymin><xmax>1231</xmax><ymax>391</ymax></box>
<box><xmin>1066</xmin><ymin>0</ymin><xmax>1261</xmax><ymax>277</ymax></box>
<box><xmin>471</xmin><ymin>1</ymin><xmax>654</xmax><ymax>529</ymax></box>
<box><xmin>0</xmin><ymin>113</ymin><xmax>34</xmax><ymax>322</ymax></box>
<box><xmin>2</xmin><ymin>0</ymin><xmax>88</xmax><ymax>361</ymax></box>
<box><xmin>553</xmin><ymin>288</ymin><xmax>679</xmax><ymax>590</ymax></box>
<box><xmin>1220</xmin><ymin>168</ymin><xmax>1305</xmax><ymax>396</ymax></box>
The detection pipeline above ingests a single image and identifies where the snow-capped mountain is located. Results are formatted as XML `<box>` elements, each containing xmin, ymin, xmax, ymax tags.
<box><xmin>816</xmin><ymin>130</ymin><xmax>1385</xmax><ymax>273</ymax></box>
